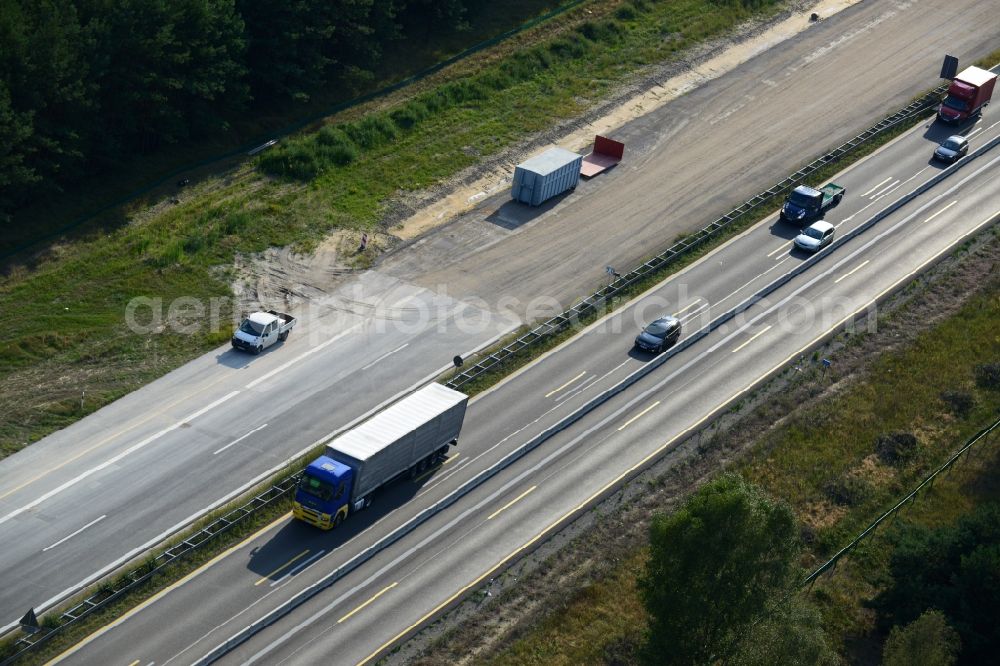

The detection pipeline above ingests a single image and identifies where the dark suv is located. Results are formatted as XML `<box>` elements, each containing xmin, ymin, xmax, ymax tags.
<box><xmin>634</xmin><ymin>315</ymin><xmax>682</xmax><ymax>353</ymax></box>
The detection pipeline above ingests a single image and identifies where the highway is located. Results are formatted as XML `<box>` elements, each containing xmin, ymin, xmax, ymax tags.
<box><xmin>1</xmin><ymin>0</ymin><xmax>997</xmax><ymax>630</ymax></box>
<box><xmin>53</xmin><ymin>105</ymin><xmax>1000</xmax><ymax>664</ymax></box>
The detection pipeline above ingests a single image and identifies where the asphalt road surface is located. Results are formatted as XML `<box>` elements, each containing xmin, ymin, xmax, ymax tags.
<box><xmin>53</xmin><ymin>101</ymin><xmax>1000</xmax><ymax>665</ymax></box>
<box><xmin>1</xmin><ymin>0</ymin><xmax>996</xmax><ymax>631</ymax></box>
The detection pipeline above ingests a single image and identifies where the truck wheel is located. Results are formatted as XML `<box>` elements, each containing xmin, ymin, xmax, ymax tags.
<box><xmin>279</xmin><ymin>331</ymin><xmax>288</xmax><ymax>342</ymax></box>
<box><xmin>253</xmin><ymin>345</ymin><xmax>263</xmax><ymax>355</ymax></box>
<box><xmin>834</xmin><ymin>193</ymin><xmax>843</xmax><ymax>205</ymax></box>
<box><xmin>332</xmin><ymin>512</ymin><xmax>344</xmax><ymax>528</ymax></box>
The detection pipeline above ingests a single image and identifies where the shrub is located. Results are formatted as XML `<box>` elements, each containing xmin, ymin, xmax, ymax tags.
<box><xmin>824</xmin><ymin>473</ymin><xmax>872</xmax><ymax>506</ymax></box>
<box><xmin>875</xmin><ymin>432</ymin><xmax>918</xmax><ymax>465</ymax></box>
<box><xmin>939</xmin><ymin>390</ymin><xmax>975</xmax><ymax>417</ymax></box>
<box><xmin>974</xmin><ymin>362</ymin><xmax>1000</xmax><ymax>389</ymax></box>
<box><xmin>344</xmin><ymin>114</ymin><xmax>398</xmax><ymax>149</ymax></box>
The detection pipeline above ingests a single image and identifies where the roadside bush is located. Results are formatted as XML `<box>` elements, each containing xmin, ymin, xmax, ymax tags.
<box><xmin>390</xmin><ymin>103</ymin><xmax>427</xmax><ymax>130</ymax></box>
<box><xmin>940</xmin><ymin>390</ymin><xmax>975</xmax><ymax>417</ymax></box>
<box><xmin>344</xmin><ymin>114</ymin><xmax>398</xmax><ymax>149</ymax></box>
<box><xmin>974</xmin><ymin>362</ymin><xmax>1000</xmax><ymax>389</ymax></box>
<box><xmin>578</xmin><ymin>19</ymin><xmax>624</xmax><ymax>44</ymax></box>
<box><xmin>875</xmin><ymin>432</ymin><xmax>918</xmax><ymax>465</ymax></box>
<box><xmin>824</xmin><ymin>473</ymin><xmax>872</xmax><ymax>506</ymax></box>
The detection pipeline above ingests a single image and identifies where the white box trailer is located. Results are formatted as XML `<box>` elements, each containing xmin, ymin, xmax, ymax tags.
<box><xmin>324</xmin><ymin>383</ymin><xmax>468</xmax><ymax>503</ymax></box>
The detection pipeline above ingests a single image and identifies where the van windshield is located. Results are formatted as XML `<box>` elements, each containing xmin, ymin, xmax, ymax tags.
<box><xmin>240</xmin><ymin>319</ymin><xmax>265</xmax><ymax>335</ymax></box>
<box><xmin>789</xmin><ymin>190</ymin><xmax>817</xmax><ymax>208</ymax></box>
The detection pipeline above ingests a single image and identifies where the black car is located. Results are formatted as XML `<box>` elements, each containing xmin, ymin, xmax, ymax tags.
<box><xmin>933</xmin><ymin>135</ymin><xmax>969</xmax><ymax>163</ymax></box>
<box><xmin>634</xmin><ymin>315</ymin><xmax>682</xmax><ymax>353</ymax></box>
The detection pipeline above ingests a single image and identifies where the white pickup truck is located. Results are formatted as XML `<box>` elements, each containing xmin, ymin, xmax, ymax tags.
<box><xmin>231</xmin><ymin>310</ymin><xmax>296</xmax><ymax>354</ymax></box>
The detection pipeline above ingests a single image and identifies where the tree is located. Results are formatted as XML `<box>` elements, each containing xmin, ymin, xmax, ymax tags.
<box><xmin>729</xmin><ymin>594</ymin><xmax>839</xmax><ymax>666</ymax></box>
<box><xmin>639</xmin><ymin>474</ymin><xmax>800</xmax><ymax>665</ymax></box>
<box><xmin>874</xmin><ymin>503</ymin><xmax>1000</xmax><ymax>665</ymax></box>
<box><xmin>882</xmin><ymin>609</ymin><xmax>961</xmax><ymax>666</ymax></box>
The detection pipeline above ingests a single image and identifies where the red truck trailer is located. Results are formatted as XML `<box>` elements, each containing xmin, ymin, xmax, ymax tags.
<box><xmin>938</xmin><ymin>66</ymin><xmax>997</xmax><ymax>124</ymax></box>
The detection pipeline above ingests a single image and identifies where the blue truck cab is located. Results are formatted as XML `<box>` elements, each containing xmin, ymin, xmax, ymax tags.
<box><xmin>293</xmin><ymin>456</ymin><xmax>353</xmax><ymax>529</ymax></box>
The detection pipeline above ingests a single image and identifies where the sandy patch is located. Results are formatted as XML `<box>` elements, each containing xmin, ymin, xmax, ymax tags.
<box><xmin>392</xmin><ymin>0</ymin><xmax>864</xmax><ymax>241</ymax></box>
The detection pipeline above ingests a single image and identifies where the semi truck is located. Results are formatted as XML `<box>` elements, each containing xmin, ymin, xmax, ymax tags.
<box><xmin>779</xmin><ymin>183</ymin><xmax>845</xmax><ymax>226</ymax></box>
<box><xmin>938</xmin><ymin>66</ymin><xmax>997</xmax><ymax>124</ymax></box>
<box><xmin>293</xmin><ymin>383</ymin><xmax>469</xmax><ymax>529</ymax></box>
<box><xmin>231</xmin><ymin>310</ymin><xmax>296</xmax><ymax>354</ymax></box>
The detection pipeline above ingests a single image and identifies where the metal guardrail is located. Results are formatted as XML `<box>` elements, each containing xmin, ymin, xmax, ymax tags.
<box><xmin>445</xmin><ymin>85</ymin><xmax>949</xmax><ymax>390</ymax></box>
<box><xmin>1</xmin><ymin>475</ymin><xmax>299</xmax><ymax>664</ymax></box>
<box><xmin>803</xmin><ymin>416</ymin><xmax>1000</xmax><ymax>588</ymax></box>
<box><xmin>1</xmin><ymin>83</ymin><xmax>957</xmax><ymax>665</ymax></box>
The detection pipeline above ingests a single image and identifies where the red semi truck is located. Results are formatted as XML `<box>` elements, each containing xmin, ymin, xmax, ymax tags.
<box><xmin>938</xmin><ymin>66</ymin><xmax>997</xmax><ymax>124</ymax></box>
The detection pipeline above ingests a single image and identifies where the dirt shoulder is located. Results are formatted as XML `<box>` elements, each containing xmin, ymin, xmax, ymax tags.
<box><xmin>383</xmin><ymin>223</ymin><xmax>1000</xmax><ymax>664</ymax></box>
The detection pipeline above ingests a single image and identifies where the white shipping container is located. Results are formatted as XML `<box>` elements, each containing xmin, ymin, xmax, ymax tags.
<box><xmin>511</xmin><ymin>147</ymin><xmax>582</xmax><ymax>206</ymax></box>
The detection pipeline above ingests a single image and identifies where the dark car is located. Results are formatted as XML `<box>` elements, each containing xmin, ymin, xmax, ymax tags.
<box><xmin>933</xmin><ymin>135</ymin><xmax>969</xmax><ymax>163</ymax></box>
<box><xmin>634</xmin><ymin>315</ymin><xmax>681</xmax><ymax>353</ymax></box>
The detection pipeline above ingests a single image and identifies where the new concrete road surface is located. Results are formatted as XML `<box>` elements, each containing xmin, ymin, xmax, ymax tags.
<box><xmin>53</xmin><ymin>106</ymin><xmax>1000</xmax><ymax>665</ymax></box>
<box><xmin>1</xmin><ymin>0</ymin><xmax>997</xmax><ymax>628</ymax></box>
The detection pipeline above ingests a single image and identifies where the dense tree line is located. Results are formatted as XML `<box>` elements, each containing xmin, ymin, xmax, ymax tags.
<box><xmin>0</xmin><ymin>0</ymin><xmax>472</xmax><ymax>220</ymax></box>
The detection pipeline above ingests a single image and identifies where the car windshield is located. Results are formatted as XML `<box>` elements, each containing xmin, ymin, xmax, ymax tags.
<box><xmin>645</xmin><ymin>321</ymin><xmax>672</xmax><ymax>337</ymax></box>
<box><xmin>298</xmin><ymin>474</ymin><xmax>335</xmax><ymax>501</ymax></box>
<box><xmin>942</xmin><ymin>139</ymin><xmax>963</xmax><ymax>151</ymax></box>
<box><xmin>803</xmin><ymin>227</ymin><xmax>824</xmax><ymax>240</ymax></box>
<box><xmin>942</xmin><ymin>95</ymin><xmax>969</xmax><ymax>111</ymax></box>
<box><xmin>788</xmin><ymin>190</ymin><xmax>817</xmax><ymax>207</ymax></box>
<box><xmin>239</xmin><ymin>319</ymin><xmax>265</xmax><ymax>335</ymax></box>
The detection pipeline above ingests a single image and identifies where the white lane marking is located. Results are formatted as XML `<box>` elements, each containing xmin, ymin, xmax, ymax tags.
<box><xmin>245</xmin><ymin>328</ymin><xmax>357</xmax><ymax>389</ymax></box>
<box><xmin>554</xmin><ymin>375</ymin><xmax>598</xmax><ymax>404</ymax></box>
<box><xmin>0</xmin><ymin>390</ymin><xmax>240</xmax><ymax>528</ymax></box>
<box><xmin>715</xmin><ymin>256</ymin><xmax>790</xmax><ymax>308</ymax></box>
<box><xmin>544</xmin><ymin>371</ymin><xmax>587</xmax><ymax>398</ymax></box>
<box><xmin>861</xmin><ymin>176</ymin><xmax>892</xmax><ymax>196</ymax></box>
<box><xmin>270</xmin><ymin>550</ymin><xmax>327</xmax><ymax>588</ymax></box>
<box><xmin>671</xmin><ymin>298</ymin><xmax>703</xmax><ymax>315</ymax></box>
<box><xmin>920</xmin><ymin>200</ymin><xmax>958</xmax><ymax>226</ymax></box>
<box><xmin>834</xmin><ymin>259</ymin><xmax>870</xmax><ymax>284</ymax></box>
<box><xmin>213</xmin><ymin>423</ymin><xmax>269</xmax><ymax>456</ymax></box>
<box><xmin>869</xmin><ymin>179</ymin><xmax>900</xmax><ymax>199</ymax></box>
<box><xmin>42</xmin><ymin>515</ymin><xmax>107</xmax><ymax>552</ymax></box>
<box><xmin>966</xmin><ymin>127</ymin><xmax>983</xmax><ymax>139</ymax></box>
<box><xmin>677</xmin><ymin>302</ymin><xmax>708</xmax><ymax>322</ymax></box>
<box><xmin>877</xmin><ymin>181</ymin><xmax>903</xmax><ymax>198</ymax></box>
<box><xmin>731</xmin><ymin>325</ymin><xmax>772</xmax><ymax>353</ymax></box>
<box><xmin>361</xmin><ymin>344</ymin><xmax>410</xmax><ymax>371</ymax></box>
<box><xmin>896</xmin><ymin>166</ymin><xmax>930</xmax><ymax>189</ymax></box>
<box><xmin>986</xmin><ymin>120</ymin><xmax>1000</xmax><ymax>132</ymax></box>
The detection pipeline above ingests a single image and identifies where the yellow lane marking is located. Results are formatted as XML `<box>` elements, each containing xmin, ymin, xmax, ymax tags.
<box><xmin>920</xmin><ymin>200</ymin><xmax>957</xmax><ymax>225</ymax></box>
<box><xmin>834</xmin><ymin>259</ymin><xmax>870</xmax><ymax>284</ymax></box>
<box><xmin>355</xmin><ymin>206</ymin><xmax>1000</xmax><ymax>666</ymax></box>
<box><xmin>672</xmin><ymin>299</ymin><xmax>703</xmax><ymax>316</ymax></box>
<box><xmin>254</xmin><ymin>549</ymin><xmax>310</xmax><ymax>586</ymax></box>
<box><xmin>46</xmin><ymin>513</ymin><xmax>291</xmax><ymax>665</ymax></box>
<box><xmin>127</xmin><ymin>661</ymin><xmax>140</xmax><ymax>666</ymax></box>
<box><xmin>487</xmin><ymin>486</ymin><xmax>537</xmax><ymax>520</ymax></box>
<box><xmin>731</xmin><ymin>325</ymin><xmax>772</xmax><ymax>353</ymax></box>
<box><xmin>413</xmin><ymin>464</ymin><xmax>441</xmax><ymax>483</ymax></box>
<box><xmin>617</xmin><ymin>401</ymin><xmax>661</xmax><ymax>431</ymax></box>
<box><xmin>443</xmin><ymin>454</ymin><xmax>460</xmax><ymax>466</ymax></box>
<box><xmin>861</xmin><ymin>176</ymin><xmax>893</xmax><ymax>197</ymax></box>
<box><xmin>544</xmin><ymin>371</ymin><xmax>587</xmax><ymax>398</ymax></box>
<box><xmin>338</xmin><ymin>582</ymin><xmax>398</xmax><ymax>624</ymax></box>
